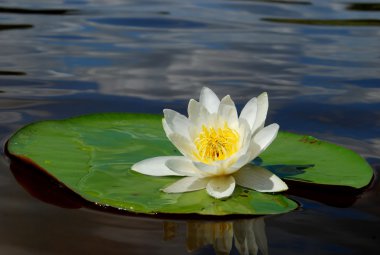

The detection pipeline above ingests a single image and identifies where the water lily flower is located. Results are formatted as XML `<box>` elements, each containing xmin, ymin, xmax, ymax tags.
<box><xmin>132</xmin><ymin>87</ymin><xmax>288</xmax><ymax>199</ymax></box>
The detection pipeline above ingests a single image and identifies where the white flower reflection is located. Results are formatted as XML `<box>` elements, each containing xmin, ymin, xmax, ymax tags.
<box><xmin>164</xmin><ymin>218</ymin><xmax>268</xmax><ymax>255</ymax></box>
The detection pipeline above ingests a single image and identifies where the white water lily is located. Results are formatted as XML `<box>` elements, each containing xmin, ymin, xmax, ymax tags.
<box><xmin>132</xmin><ymin>87</ymin><xmax>288</xmax><ymax>199</ymax></box>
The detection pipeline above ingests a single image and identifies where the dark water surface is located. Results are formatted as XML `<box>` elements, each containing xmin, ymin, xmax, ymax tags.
<box><xmin>1</xmin><ymin>0</ymin><xmax>380</xmax><ymax>254</ymax></box>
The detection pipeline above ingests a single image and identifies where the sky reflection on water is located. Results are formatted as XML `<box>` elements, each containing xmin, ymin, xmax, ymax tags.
<box><xmin>0</xmin><ymin>0</ymin><xmax>379</xmax><ymax>254</ymax></box>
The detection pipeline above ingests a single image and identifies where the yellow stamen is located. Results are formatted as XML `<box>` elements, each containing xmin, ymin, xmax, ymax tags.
<box><xmin>194</xmin><ymin>123</ymin><xmax>239</xmax><ymax>163</ymax></box>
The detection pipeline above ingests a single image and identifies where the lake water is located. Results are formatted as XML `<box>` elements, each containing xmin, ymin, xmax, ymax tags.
<box><xmin>1</xmin><ymin>0</ymin><xmax>380</xmax><ymax>254</ymax></box>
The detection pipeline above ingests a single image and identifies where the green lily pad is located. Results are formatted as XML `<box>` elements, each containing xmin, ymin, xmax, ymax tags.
<box><xmin>260</xmin><ymin>134</ymin><xmax>373</xmax><ymax>189</ymax></box>
<box><xmin>6</xmin><ymin>113</ymin><xmax>372</xmax><ymax>215</ymax></box>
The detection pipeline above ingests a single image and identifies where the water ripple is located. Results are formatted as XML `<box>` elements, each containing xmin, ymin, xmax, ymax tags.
<box><xmin>90</xmin><ymin>17</ymin><xmax>208</xmax><ymax>29</ymax></box>
<box><xmin>0</xmin><ymin>24</ymin><xmax>33</xmax><ymax>30</ymax></box>
<box><xmin>262</xmin><ymin>18</ymin><xmax>380</xmax><ymax>26</ymax></box>
<box><xmin>0</xmin><ymin>6</ymin><xmax>79</xmax><ymax>15</ymax></box>
<box><xmin>346</xmin><ymin>3</ymin><xmax>380</xmax><ymax>12</ymax></box>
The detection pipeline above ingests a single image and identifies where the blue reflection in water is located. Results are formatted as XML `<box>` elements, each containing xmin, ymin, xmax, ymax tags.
<box><xmin>91</xmin><ymin>17</ymin><xmax>208</xmax><ymax>29</ymax></box>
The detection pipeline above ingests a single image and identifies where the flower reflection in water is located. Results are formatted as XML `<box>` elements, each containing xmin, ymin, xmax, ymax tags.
<box><xmin>164</xmin><ymin>218</ymin><xmax>268</xmax><ymax>255</ymax></box>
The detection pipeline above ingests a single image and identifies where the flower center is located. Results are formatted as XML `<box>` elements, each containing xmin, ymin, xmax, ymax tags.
<box><xmin>194</xmin><ymin>124</ymin><xmax>239</xmax><ymax>163</ymax></box>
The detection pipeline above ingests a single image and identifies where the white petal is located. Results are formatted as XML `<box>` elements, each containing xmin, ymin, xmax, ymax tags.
<box><xmin>239</xmin><ymin>97</ymin><xmax>257</xmax><ymax>132</ymax></box>
<box><xmin>220</xmin><ymin>95</ymin><xmax>235</xmax><ymax>107</ymax></box>
<box><xmin>187</xmin><ymin>99</ymin><xmax>201</xmax><ymax>123</ymax></box>
<box><xmin>193</xmin><ymin>161</ymin><xmax>219</xmax><ymax>175</ymax></box>
<box><xmin>200</xmin><ymin>87</ymin><xmax>220</xmax><ymax>114</ymax></box>
<box><xmin>206</xmin><ymin>176</ymin><xmax>236</xmax><ymax>199</ymax></box>
<box><xmin>188</xmin><ymin>124</ymin><xmax>200</xmax><ymax>142</ymax></box>
<box><xmin>227</xmin><ymin>141</ymin><xmax>261</xmax><ymax>173</ymax></box>
<box><xmin>163</xmin><ymin>109</ymin><xmax>191</xmax><ymax>139</ymax></box>
<box><xmin>226</xmin><ymin>120</ymin><xmax>275</xmax><ymax>175</ymax></box>
<box><xmin>234</xmin><ymin>165</ymin><xmax>288</xmax><ymax>192</ymax></box>
<box><xmin>166</xmin><ymin>158</ymin><xmax>206</xmax><ymax>177</ymax></box>
<box><xmin>253</xmin><ymin>123</ymin><xmax>279</xmax><ymax>152</ymax></box>
<box><xmin>131</xmin><ymin>156</ymin><xmax>185</xmax><ymax>176</ymax></box>
<box><xmin>167</xmin><ymin>132</ymin><xmax>197</xmax><ymax>160</ymax></box>
<box><xmin>187</xmin><ymin>100</ymin><xmax>213</xmax><ymax>140</ymax></box>
<box><xmin>217</xmin><ymin>95</ymin><xmax>238</xmax><ymax>130</ymax></box>
<box><xmin>209</xmin><ymin>156</ymin><xmax>237</xmax><ymax>175</ymax></box>
<box><xmin>251</xmin><ymin>92</ymin><xmax>268</xmax><ymax>134</ymax></box>
<box><xmin>237</xmin><ymin>118</ymin><xmax>253</xmax><ymax>152</ymax></box>
<box><xmin>162</xmin><ymin>119</ymin><xmax>173</xmax><ymax>136</ymax></box>
<box><xmin>162</xmin><ymin>176</ymin><xmax>209</xmax><ymax>193</ymax></box>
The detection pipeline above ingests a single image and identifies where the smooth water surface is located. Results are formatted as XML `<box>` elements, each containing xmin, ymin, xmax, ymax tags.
<box><xmin>0</xmin><ymin>0</ymin><xmax>379</xmax><ymax>254</ymax></box>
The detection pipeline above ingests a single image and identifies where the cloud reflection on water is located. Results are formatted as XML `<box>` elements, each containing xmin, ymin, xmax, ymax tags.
<box><xmin>0</xmin><ymin>0</ymin><xmax>379</xmax><ymax>103</ymax></box>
